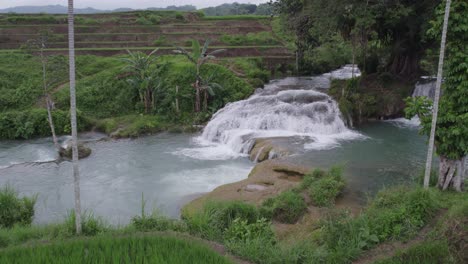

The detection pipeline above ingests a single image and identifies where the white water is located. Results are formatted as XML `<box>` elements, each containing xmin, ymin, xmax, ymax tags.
<box><xmin>388</xmin><ymin>78</ymin><xmax>437</xmax><ymax>128</ymax></box>
<box><xmin>178</xmin><ymin>71</ymin><xmax>365</xmax><ymax>160</ymax></box>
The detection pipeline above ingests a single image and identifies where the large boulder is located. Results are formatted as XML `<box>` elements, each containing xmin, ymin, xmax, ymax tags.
<box><xmin>249</xmin><ymin>136</ymin><xmax>313</xmax><ymax>162</ymax></box>
<box><xmin>181</xmin><ymin>160</ymin><xmax>311</xmax><ymax>217</ymax></box>
<box><xmin>59</xmin><ymin>143</ymin><xmax>92</xmax><ymax>160</ymax></box>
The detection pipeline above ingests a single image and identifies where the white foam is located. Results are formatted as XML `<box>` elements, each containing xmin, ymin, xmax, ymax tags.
<box><xmin>177</xmin><ymin>76</ymin><xmax>365</xmax><ymax>160</ymax></box>
<box><xmin>386</xmin><ymin>116</ymin><xmax>421</xmax><ymax>129</ymax></box>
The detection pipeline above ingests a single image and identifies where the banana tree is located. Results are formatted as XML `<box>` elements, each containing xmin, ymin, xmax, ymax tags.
<box><xmin>173</xmin><ymin>39</ymin><xmax>225</xmax><ymax>112</ymax></box>
<box><xmin>122</xmin><ymin>49</ymin><xmax>163</xmax><ymax>113</ymax></box>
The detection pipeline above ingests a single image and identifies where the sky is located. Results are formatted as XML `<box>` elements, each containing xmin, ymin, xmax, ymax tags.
<box><xmin>0</xmin><ymin>0</ymin><xmax>269</xmax><ymax>10</ymax></box>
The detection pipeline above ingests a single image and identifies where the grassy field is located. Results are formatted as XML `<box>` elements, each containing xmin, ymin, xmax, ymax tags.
<box><xmin>0</xmin><ymin>235</ymin><xmax>232</xmax><ymax>263</ymax></box>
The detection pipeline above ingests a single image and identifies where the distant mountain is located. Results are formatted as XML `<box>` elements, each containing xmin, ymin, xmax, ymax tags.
<box><xmin>0</xmin><ymin>4</ymin><xmax>197</xmax><ymax>14</ymax></box>
<box><xmin>0</xmin><ymin>5</ymin><xmax>106</xmax><ymax>14</ymax></box>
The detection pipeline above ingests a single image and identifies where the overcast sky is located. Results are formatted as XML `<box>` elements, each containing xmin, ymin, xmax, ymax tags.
<box><xmin>0</xmin><ymin>0</ymin><xmax>269</xmax><ymax>10</ymax></box>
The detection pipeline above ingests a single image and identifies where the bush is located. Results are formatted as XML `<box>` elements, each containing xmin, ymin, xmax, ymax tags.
<box><xmin>309</xmin><ymin>176</ymin><xmax>345</xmax><ymax>207</ymax></box>
<box><xmin>185</xmin><ymin>201</ymin><xmax>259</xmax><ymax>241</ymax></box>
<box><xmin>300</xmin><ymin>166</ymin><xmax>345</xmax><ymax>207</ymax></box>
<box><xmin>375</xmin><ymin>240</ymin><xmax>455</xmax><ymax>264</ymax></box>
<box><xmin>0</xmin><ymin>109</ymin><xmax>91</xmax><ymax>140</ymax></box>
<box><xmin>318</xmin><ymin>187</ymin><xmax>439</xmax><ymax>263</ymax></box>
<box><xmin>224</xmin><ymin>218</ymin><xmax>275</xmax><ymax>244</ymax></box>
<box><xmin>260</xmin><ymin>191</ymin><xmax>307</xmax><ymax>224</ymax></box>
<box><xmin>0</xmin><ymin>186</ymin><xmax>37</xmax><ymax>229</ymax></box>
<box><xmin>64</xmin><ymin>211</ymin><xmax>107</xmax><ymax>236</ymax></box>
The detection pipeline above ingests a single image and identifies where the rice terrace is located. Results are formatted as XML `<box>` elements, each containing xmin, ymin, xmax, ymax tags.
<box><xmin>0</xmin><ymin>1</ymin><xmax>466</xmax><ymax>264</ymax></box>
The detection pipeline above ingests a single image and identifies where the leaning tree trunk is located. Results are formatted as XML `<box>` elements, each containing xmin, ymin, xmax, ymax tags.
<box><xmin>40</xmin><ymin>51</ymin><xmax>60</xmax><ymax>152</ymax></box>
<box><xmin>438</xmin><ymin>156</ymin><xmax>466</xmax><ymax>191</ymax></box>
<box><xmin>45</xmin><ymin>95</ymin><xmax>60</xmax><ymax>151</ymax></box>
<box><xmin>423</xmin><ymin>0</ymin><xmax>451</xmax><ymax>189</ymax></box>
<box><xmin>67</xmin><ymin>0</ymin><xmax>82</xmax><ymax>235</ymax></box>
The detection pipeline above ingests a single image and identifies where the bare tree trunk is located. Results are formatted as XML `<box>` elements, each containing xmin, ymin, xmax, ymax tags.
<box><xmin>203</xmin><ymin>89</ymin><xmax>208</xmax><ymax>112</ymax></box>
<box><xmin>194</xmin><ymin>80</ymin><xmax>201</xmax><ymax>113</ymax></box>
<box><xmin>68</xmin><ymin>0</ymin><xmax>82</xmax><ymax>234</ymax></box>
<box><xmin>424</xmin><ymin>0</ymin><xmax>451</xmax><ymax>189</ymax></box>
<box><xmin>438</xmin><ymin>156</ymin><xmax>465</xmax><ymax>191</ymax></box>
<box><xmin>175</xmin><ymin>86</ymin><xmax>180</xmax><ymax>113</ymax></box>
<box><xmin>40</xmin><ymin>50</ymin><xmax>60</xmax><ymax>152</ymax></box>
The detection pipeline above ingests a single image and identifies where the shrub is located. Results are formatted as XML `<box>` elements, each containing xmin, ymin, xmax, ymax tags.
<box><xmin>375</xmin><ymin>240</ymin><xmax>455</xmax><ymax>264</ymax></box>
<box><xmin>0</xmin><ymin>185</ymin><xmax>37</xmax><ymax>228</ymax></box>
<box><xmin>301</xmin><ymin>166</ymin><xmax>345</xmax><ymax>207</ymax></box>
<box><xmin>224</xmin><ymin>218</ymin><xmax>275</xmax><ymax>244</ymax></box>
<box><xmin>185</xmin><ymin>201</ymin><xmax>259</xmax><ymax>241</ymax></box>
<box><xmin>64</xmin><ymin>211</ymin><xmax>107</xmax><ymax>236</ymax></box>
<box><xmin>309</xmin><ymin>176</ymin><xmax>345</xmax><ymax>207</ymax></box>
<box><xmin>260</xmin><ymin>191</ymin><xmax>307</xmax><ymax>224</ymax></box>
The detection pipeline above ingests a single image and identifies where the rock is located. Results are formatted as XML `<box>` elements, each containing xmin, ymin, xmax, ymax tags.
<box><xmin>249</xmin><ymin>137</ymin><xmax>291</xmax><ymax>162</ymax></box>
<box><xmin>181</xmin><ymin>160</ymin><xmax>312</xmax><ymax>218</ymax></box>
<box><xmin>59</xmin><ymin>143</ymin><xmax>92</xmax><ymax>160</ymax></box>
<box><xmin>249</xmin><ymin>136</ymin><xmax>313</xmax><ymax>163</ymax></box>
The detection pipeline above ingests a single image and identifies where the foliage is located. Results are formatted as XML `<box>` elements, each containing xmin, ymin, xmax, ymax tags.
<box><xmin>318</xmin><ymin>187</ymin><xmax>438</xmax><ymax>263</ymax></box>
<box><xmin>0</xmin><ymin>109</ymin><xmax>90</xmax><ymax>140</ymax></box>
<box><xmin>301</xmin><ymin>166</ymin><xmax>345</xmax><ymax>207</ymax></box>
<box><xmin>0</xmin><ymin>186</ymin><xmax>36</xmax><ymax>229</ymax></box>
<box><xmin>374</xmin><ymin>240</ymin><xmax>455</xmax><ymax>264</ymax></box>
<box><xmin>407</xmin><ymin>1</ymin><xmax>468</xmax><ymax>161</ymax></box>
<box><xmin>121</xmin><ymin>49</ymin><xmax>165</xmax><ymax>114</ymax></box>
<box><xmin>0</xmin><ymin>235</ymin><xmax>232</xmax><ymax>264</ymax></box>
<box><xmin>272</xmin><ymin>0</ymin><xmax>440</xmax><ymax>77</ymax></box>
<box><xmin>184</xmin><ymin>201</ymin><xmax>259</xmax><ymax>241</ymax></box>
<box><xmin>220</xmin><ymin>32</ymin><xmax>280</xmax><ymax>46</ymax></box>
<box><xmin>64</xmin><ymin>211</ymin><xmax>107</xmax><ymax>236</ymax></box>
<box><xmin>303</xmin><ymin>34</ymin><xmax>352</xmax><ymax>74</ymax></box>
<box><xmin>224</xmin><ymin>218</ymin><xmax>275</xmax><ymax>244</ymax></box>
<box><xmin>260</xmin><ymin>191</ymin><xmax>307</xmax><ymax>224</ymax></box>
<box><xmin>202</xmin><ymin>3</ymin><xmax>273</xmax><ymax>16</ymax></box>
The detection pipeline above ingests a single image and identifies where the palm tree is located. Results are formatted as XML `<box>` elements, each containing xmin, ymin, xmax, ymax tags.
<box><xmin>121</xmin><ymin>49</ymin><xmax>163</xmax><ymax>113</ymax></box>
<box><xmin>67</xmin><ymin>0</ymin><xmax>82</xmax><ymax>234</ymax></box>
<box><xmin>423</xmin><ymin>0</ymin><xmax>451</xmax><ymax>189</ymax></box>
<box><xmin>174</xmin><ymin>39</ymin><xmax>225</xmax><ymax>112</ymax></box>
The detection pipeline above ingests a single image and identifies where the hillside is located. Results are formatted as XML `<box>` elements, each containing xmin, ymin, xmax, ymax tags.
<box><xmin>0</xmin><ymin>11</ymin><xmax>294</xmax><ymax>66</ymax></box>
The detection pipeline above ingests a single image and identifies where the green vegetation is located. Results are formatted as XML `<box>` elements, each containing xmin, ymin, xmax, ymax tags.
<box><xmin>405</xmin><ymin>1</ymin><xmax>467</xmax><ymax>191</ymax></box>
<box><xmin>300</xmin><ymin>166</ymin><xmax>346</xmax><ymax>206</ymax></box>
<box><xmin>0</xmin><ymin>186</ymin><xmax>36</xmax><ymax>229</ymax></box>
<box><xmin>0</xmin><ymin>235</ymin><xmax>232</xmax><ymax>264</ymax></box>
<box><xmin>220</xmin><ymin>32</ymin><xmax>280</xmax><ymax>46</ymax></box>
<box><xmin>260</xmin><ymin>191</ymin><xmax>307</xmax><ymax>223</ymax></box>
<box><xmin>0</xmin><ymin>50</ymin><xmax>263</xmax><ymax>139</ymax></box>
<box><xmin>375</xmin><ymin>240</ymin><xmax>454</xmax><ymax>264</ymax></box>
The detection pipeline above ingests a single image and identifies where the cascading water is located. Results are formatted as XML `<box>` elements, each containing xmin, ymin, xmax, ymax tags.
<box><xmin>388</xmin><ymin>77</ymin><xmax>437</xmax><ymax>128</ymax></box>
<box><xmin>412</xmin><ymin>77</ymin><xmax>436</xmax><ymax>99</ymax></box>
<box><xmin>176</xmin><ymin>67</ymin><xmax>365</xmax><ymax>160</ymax></box>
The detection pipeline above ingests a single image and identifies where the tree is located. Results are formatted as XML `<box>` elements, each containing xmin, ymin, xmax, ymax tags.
<box><xmin>174</xmin><ymin>39</ymin><xmax>225</xmax><ymax>112</ymax></box>
<box><xmin>423</xmin><ymin>0</ymin><xmax>451</xmax><ymax>189</ymax></box>
<box><xmin>121</xmin><ymin>49</ymin><xmax>164</xmax><ymax>114</ymax></box>
<box><xmin>67</xmin><ymin>0</ymin><xmax>82</xmax><ymax>234</ymax></box>
<box><xmin>406</xmin><ymin>1</ymin><xmax>467</xmax><ymax>192</ymax></box>
<box><xmin>25</xmin><ymin>32</ymin><xmax>67</xmax><ymax>152</ymax></box>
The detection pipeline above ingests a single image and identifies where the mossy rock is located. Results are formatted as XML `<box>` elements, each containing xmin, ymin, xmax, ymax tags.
<box><xmin>59</xmin><ymin>144</ymin><xmax>92</xmax><ymax>160</ymax></box>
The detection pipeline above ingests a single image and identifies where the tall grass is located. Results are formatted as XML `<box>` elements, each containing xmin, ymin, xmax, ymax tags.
<box><xmin>0</xmin><ymin>235</ymin><xmax>232</xmax><ymax>264</ymax></box>
<box><xmin>0</xmin><ymin>185</ymin><xmax>36</xmax><ymax>228</ymax></box>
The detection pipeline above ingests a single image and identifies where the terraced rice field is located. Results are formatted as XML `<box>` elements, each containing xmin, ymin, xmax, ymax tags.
<box><xmin>0</xmin><ymin>12</ymin><xmax>294</xmax><ymax>63</ymax></box>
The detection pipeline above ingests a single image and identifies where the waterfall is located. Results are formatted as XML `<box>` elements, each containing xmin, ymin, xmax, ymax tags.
<box><xmin>412</xmin><ymin>78</ymin><xmax>436</xmax><ymax>99</ymax></box>
<box><xmin>175</xmin><ymin>74</ymin><xmax>363</xmax><ymax>161</ymax></box>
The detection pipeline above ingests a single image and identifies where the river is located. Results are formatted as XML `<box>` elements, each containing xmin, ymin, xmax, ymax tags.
<box><xmin>0</xmin><ymin>71</ymin><xmax>433</xmax><ymax>225</ymax></box>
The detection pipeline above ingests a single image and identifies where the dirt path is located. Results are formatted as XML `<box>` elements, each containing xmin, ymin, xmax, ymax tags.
<box><xmin>353</xmin><ymin>210</ymin><xmax>446</xmax><ymax>264</ymax></box>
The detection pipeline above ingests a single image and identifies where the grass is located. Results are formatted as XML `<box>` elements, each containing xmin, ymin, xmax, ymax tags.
<box><xmin>0</xmin><ymin>235</ymin><xmax>232</xmax><ymax>264</ymax></box>
<box><xmin>300</xmin><ymin>166</ymin><xmax>346</xmax><ymax>207</ymax></box>
<box><xmin>260</xmin><ymin>191</ymin><xmax>307</xmax><ymax>224</ymax></box>
<box><xmin>374</xmin><ymin>240</ymin><xmax>455</xmax><ymax>264</ymax></box>
<box><xmin>203</xmin><ymin>15</ymin><xmax>270</xmax><ymax>20</ymax></box>
<box><xmin>0</xmin><ymin>186</ymin><xmax>36</xmax><ymax>229</ymax></box>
